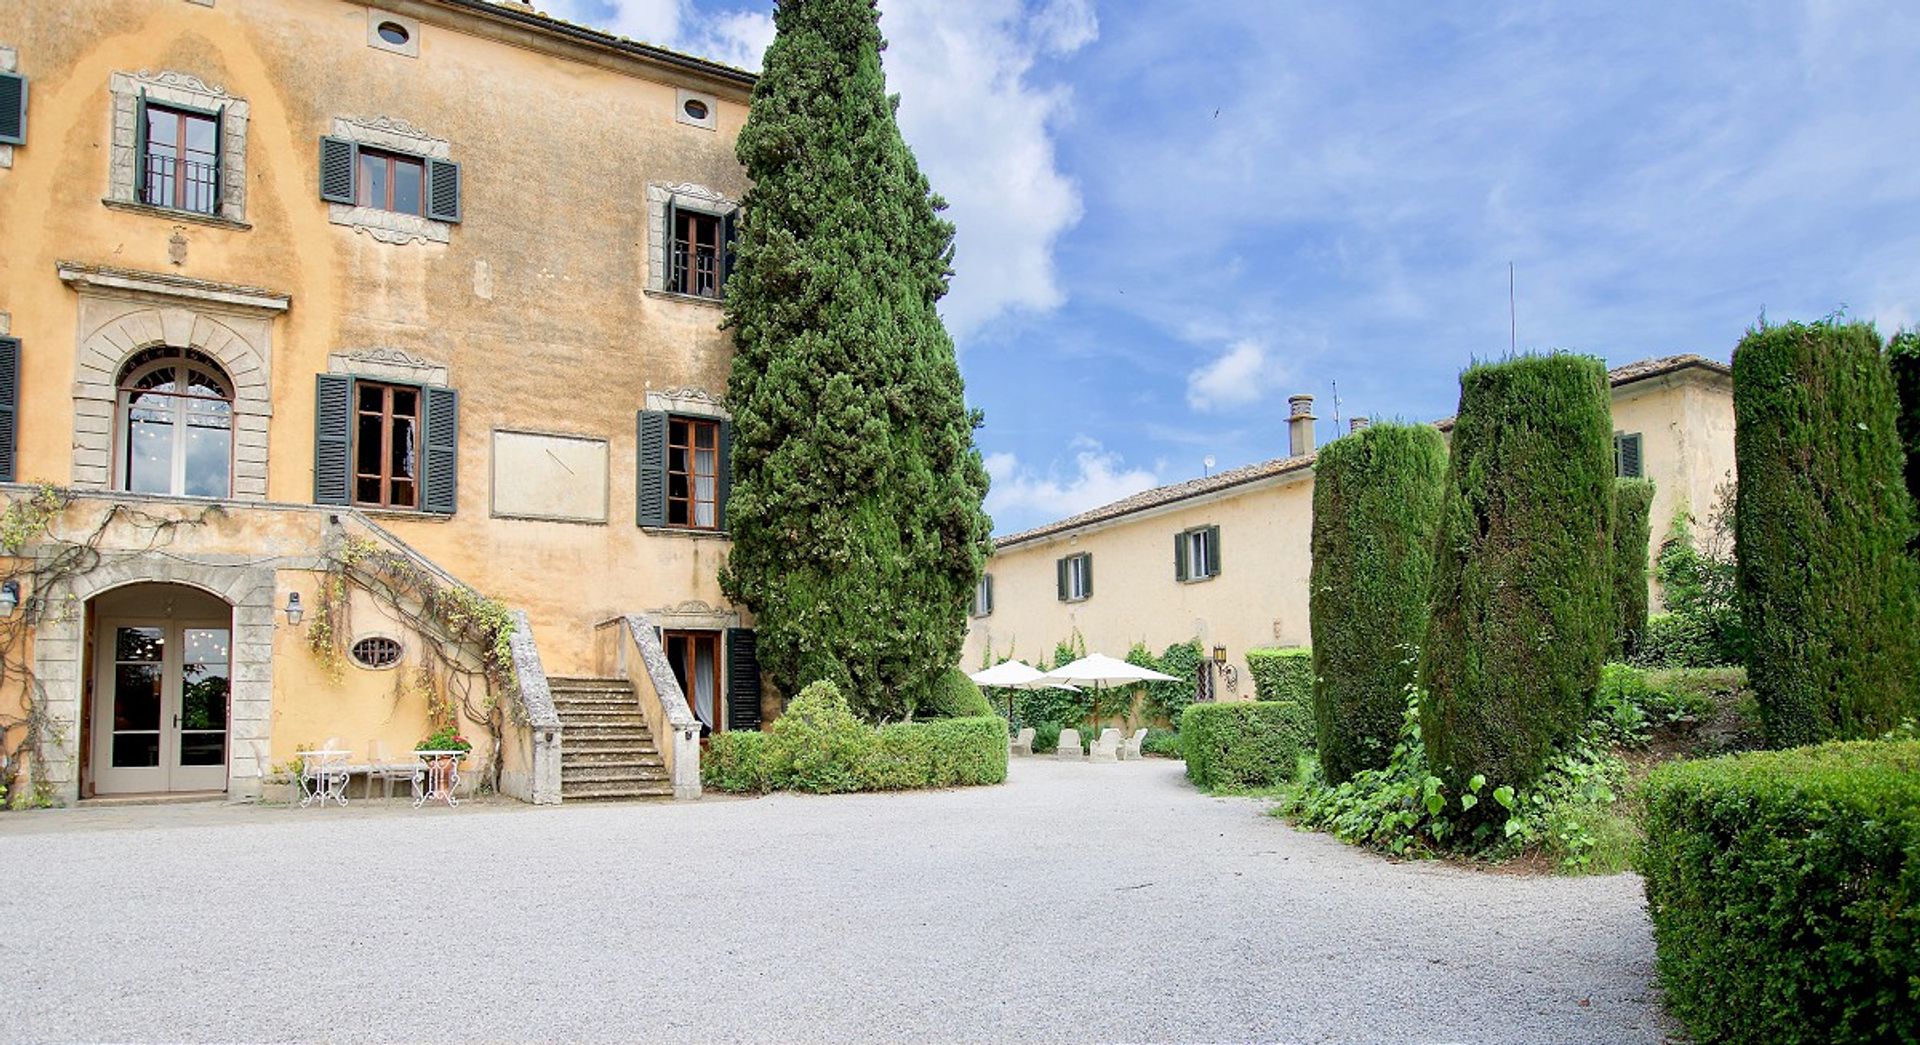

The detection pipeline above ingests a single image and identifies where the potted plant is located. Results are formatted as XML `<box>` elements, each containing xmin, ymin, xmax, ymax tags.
<box><xmin>415</xmin><ymin>726</ymin><xmax>472</xmax><ymax>802</ymax></box>
<box><xmin>415</xmin><ymin>725</ymin><xmax>472</xmax><ymax>759</ymax></box>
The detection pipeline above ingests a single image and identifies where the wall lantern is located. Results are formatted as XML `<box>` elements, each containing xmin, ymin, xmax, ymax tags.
<box><xmin>0</xmin><ymin>580</ymin><xmax>20</xmax><ymax>618</ymax></box>
<box><xmin>284</xmin><ymin>591</ymin><xmax>304</xmax><ymax>626</ymax></box>
<box><xmin>1212</xmin><ymin>644</ymin><xmax>1228</xmax><ymax>666</ymax></box>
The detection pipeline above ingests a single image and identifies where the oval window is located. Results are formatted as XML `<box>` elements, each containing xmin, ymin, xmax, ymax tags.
<box><xmin>683</xmin><ymin>98</ymin><xmax>710</xmax><ymax>121</ymax></box>
<box><xmin>377</xmin><ymin>21</ymin><xmax>411</xmax><ymax>46</ymax></box>
<box><xmin>350</xmin><ymin>636</ymin><xmax>404</xmax><ymax>670</ymax></box>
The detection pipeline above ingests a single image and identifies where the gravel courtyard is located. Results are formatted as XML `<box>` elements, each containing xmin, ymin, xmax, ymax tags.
<box><xmin>2</xmin><ymin>758</ymin><xmax>1667</xmax><ymax>1043</ymax></box>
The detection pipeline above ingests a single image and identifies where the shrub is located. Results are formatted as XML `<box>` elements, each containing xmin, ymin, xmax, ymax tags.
<box><xmin>1733</xmin><ymin>320</ymin><xmax>1920</xmax><ymax>746</ymax></box>
<box><xmin>1030</xmin><ymin>721</ymin><xmax>1062</xmax><ymax>755</ymax></box>
<box><xmin>1245</xmin><ymin>648</ymin><xmax>1313</xmax><ymax>703</ymax></box>
<box><xmin>765</xmin><ymin>680</ymin><xmax>875</xmax><ymax>793</ymax></box>
<box><xmin>1611</xmin><ymin>478</ymin><xmax>1655</xmax><ymax>659</ymax></box>
<box><xmin>703</xmin><ymin>730</ymin><xmax>773</xmax><ymax>793</ymax></box>
<box><xmin>1126</xmin><ymin>640</ymin><xmax>1202</xmax><ymax>722</ymax></box>
<box><xmin>865</xmin><ymin>717</ymin><xmax>1008</xmax><ymax>789</ymax></box>
<box><xmin>921</xmin><ymin>667</ymin><xmax>993</xmax><ymax>719</ymax></box>
<box><xmin>1308</xmin><ymin>421</ymin><xmax>1449</xmax><ymax>783</ymax></box>
<box><xmin>1892</xmin><ymin>330</ymin><xmax>1920</xmax><ymax>523</ymax></box>
<box><xmin>1421</xmin><ymin>354</ymin><xmax>1615</xmax><ymax>797</ymax></box>
<box><xmin>1638</xmin><ymin>496</ymin><xmax>1746</xmax><ymax>668</ymax></box>
<box><xmin>1180</xmin><ymin>701</ymin><xmax>1313</xmax><ymax>791</ymax></box>
<box><xmin>1639</xmin><ymin>740</ymin><xmax>1920</xmax><ymax>1043</ymax></box>
<box><xmin>1141</xmin><ymin>728</ymin><xmax>1181</xmax><ymax>757</ymax></box>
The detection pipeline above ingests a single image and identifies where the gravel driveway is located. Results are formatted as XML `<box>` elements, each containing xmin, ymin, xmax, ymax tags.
<box><xmin>1</xmin><ymin>758</ymin><xmax>1667</xmax><ymax>1043</ymax></box>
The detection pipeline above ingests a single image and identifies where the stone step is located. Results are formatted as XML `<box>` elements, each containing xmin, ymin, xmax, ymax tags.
<box><xmin>562</xmin><ymin>726</ymin><xmax>655</xmax><ymax>743</ymax></box>
<box><xmin>548</xmin><ymin>677</ymin><xmax>632</xmax><ymax>691</ymax></box>
<box><xmin>553</xmin><ymin>708</ymin><xmax>643</xmax><ymax>724</ymax></box>
<box><xmin>562</xmin><ymin>744</ymin><xmax>662</xmax><ymax>763</ymax></box>
<box><xmin>552</xmin><ymin>694</ymin><xmax>637</xmax><ymax>708</ymax></box>
<box><xmin>564</xmin><ymin>781</ymin><xmax>675</xmax><ymax>801</ymax></box>
<box><xmin>562</xmin><ymin>763</ymin><xmax>670</xmax><ymax>784</ymax></box>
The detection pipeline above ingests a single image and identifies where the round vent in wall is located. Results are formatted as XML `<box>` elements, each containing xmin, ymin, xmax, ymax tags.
<box><xmin>683</xmin><ymin>98</ymin><xmax>711</xmax><ymax>121</ymax></box>
<box><xmin>377</xmin><ymin>21</ymin><xmax>412</xmax><ymax>46</ymax></box>
<box><xmin>350</xmin><ymin>635</ymin><xmax>404</xmax><ymax>670</ymax></box>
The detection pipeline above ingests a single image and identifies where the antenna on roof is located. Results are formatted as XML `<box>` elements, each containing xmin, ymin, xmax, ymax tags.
<box><xmin>1509</xmin><ymin>261</ymin><xmax>1517</xmax><ymax>354</ymax></box>
<box><xmin>1330</xmin><ymin>380</ymin><xmax>1342</xmax><ymax>428</ymax></box>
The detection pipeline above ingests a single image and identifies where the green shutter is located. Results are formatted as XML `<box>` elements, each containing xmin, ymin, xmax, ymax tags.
<box><xmin>426</xmin><ymin>158</ymin><xmax>461</xmax><ymax>223</ymax></box>
<box><xmin>1174</xmin><ymin>531</ymin><xmax>1188</xmax><ymax>581</ymax></box>
<box><xmin>422</xmin><ymin>386</ymin><xmax>459</xmax><ymax>514</ymax></box>
<box><xmin>210</xmin><ymin>104</ymin><xmax>226</xmax><ymax>213</ymax></box>
<box><xmin>1622</xmin><ymin>434</ymin><xmax>1644</xmax><ymax>478</ymax></box>
<box><xmin>0</xmin><ymin>72</ymin><xmax>28</xmax><ymax>146</ymax></box>
<box><xmin>636</xmin><ymin>410</ymin><xmax>669</xmax><ymax>527</ymax></box>
<box><xmin>1080</xmin><ymin>553</ymin><xmax>1092</xmax><ymax>598</ymax></box>
<box><xmin>726</xmin><ymin>627</ymin><xmax>762</xmax><ymax>731</ymax></box>
<box><xmin>318</xmin><ymin>136</ymin><xmax>357</xmax><ymax>204</ymax></box>
<box><xmin>717</xmin><ymin>418</ymin><xmax>733</xmax><ymax>531</ymax></box>
<box><xmin>0</xmin><ymin>336</ymin><xmax>18</xmax><ymax>482</ymax></box>
<box><xmin>312</xmin><ymin>375</ymin><xmax>353</xmax><ymax>505</ymax></box>
<box><xmin>134</xmin><ymin>91</ymin><xmax>150</xmax><ymax>204</ymax></box>
<box><xmin>1206</xmin><ymin>525</ymin><xmax>1222</xmax><ymax>577</ymax></box>
<box><xmin>983</xmin><ymin>573</ymin><xmax>994</xmax><ymax>615</ymax></box>
<box><xmin>721</xmin><ymin>207</ymin><xmax>739</xmax><ymax>290</ymax></box>
<box><xmin>1056</xmin><ymin>556</ymin><xmax>1068</xmax><ymax>601</ymax></box>
<box><xmin>663</xmin><ymin>199</ymin><xmax>680</xmax><ymax>292</ymax></box>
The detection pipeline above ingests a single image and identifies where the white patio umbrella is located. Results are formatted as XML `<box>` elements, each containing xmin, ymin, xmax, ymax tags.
<box><xmin>969</xmin><ymin>659</ymin><xmax>1080</xmax><ymax>722</ymax></box>
<box><xmin>1039</xmin><ymin>653</ymin><xmax>1182</xmax><ymax>737</ymax></box>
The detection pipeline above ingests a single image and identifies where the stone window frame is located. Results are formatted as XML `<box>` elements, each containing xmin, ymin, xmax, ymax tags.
<box><xmin>58</xmin><ymin>263</ymin><xmax>286</xmax><ymax>500</ymax></box>
<box><xmin>326</xmin><ymin>115</ymin><xmax>453</xmax><ymax>245</ymax></box>
<box><xmin>366</xmin><ymin>9</ymin><xmax>421</xmax><ymax>58</ymax></box>
<box><xmin>640</xmin><ymin>387</ymin><xmax>733</xmax><ymax>540</ymax></box>
<box><xmin>675</xmin><ymin>88</ymin><xmax>718</xmax><ymax>131</ymax></box>
<box><xmin>646</xmin><ymin>183</ymin><xmax>739</xmax><ymax>300</ymax></box>
<box><xmin>106</xmin><ymin>70</ymin><xmax>251</xmax><ymax>227</ymax></box>
<box><xmin>0</xmin><ymin>45</ymin><xmax>17</xmax><ymax>171</ymax></box>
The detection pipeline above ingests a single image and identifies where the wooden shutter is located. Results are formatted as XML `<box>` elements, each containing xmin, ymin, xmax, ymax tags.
<box><xmin>1080</xmin><ymin>553</ymin><xmax>1093</xmax><ymax>598</ymax></box>
<box><xmin>1174</xmin><ymin>531</ymin><xmax>1189</xmax><ymax>581</ymax></box>
<box><xmin>982</xmin><ymin>573</ymin><xmax>994</xmax><ymax>616</ymax></box>
<box><xmin>662</xmin><ymin>199</ymin><xmax>679</xmax><ymax>291</ymax></box>
<box><xmin>422</xmin><ymin>386</ymin><xmax>459</xmax><ymax>514</ymax></box>
<box><xmin>717</xmin><ymin>418</ymin><xmax>733</xmax><ymax>531</ymax></box>
<box><xmin>721</xmin><ymin>207</ymin><xmax>739</xmax><ymax>288</ymax></box>
<box><xmin>0</xmin><ymin>72</ymin><xmax>27</xmax><ymax>146</ymax></box>
<box><xmin>1622</xmin><ymin>434</ymin><xmax>1644</xmax><ymax>478</ymax></box>
<box><xmin>726</xmin><ymin>627</ymin><xmax>762</xmax><ymax>731</ymax></box>
<box><xmin>211</xmin><ymin>105</ymin><xmax>226</xmax><ymax>213</ymax></box>
<box><xmin>636</xmin><ymin>410</ymin><xmax>669</xmax><ymax>527</ymax></box>
<box><xmin>425</xmin><ymin>158</ymin><xmax>461</xmax><ymax>223</ymax></box>
<box><xmin>1206</xmin><ymin>525</ymin><xmax>1222</xmax><ymax>577</ymax></box>
<box><xmin>318</xmin><ymin>136</ymin><xmax>357</xmax><ymax>204</ymax></box>
<box><xmin>312</xmin><ymin>375</ymin><xmax>353</xmax><ymax>505</ymax></box>
<box><xmin>0</xmin><ymin>337</ymin><xmax>18</xmax><ymax>482</ymax></box>
<box><xmin>134</xmin><ymin>91</ymin><xmax>149</xmax><ymax>202</ymax></box>
<box><xmin>1056</xmin><ymin>556</ymin><xmax>1068</xmax><ymax>602</ymax></box>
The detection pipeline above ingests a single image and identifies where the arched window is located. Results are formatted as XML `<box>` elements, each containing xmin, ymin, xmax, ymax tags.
<box><xmin>118</xmin><ymin>347</ymin><xmax>233</xmax><ymax>498</ymax></box>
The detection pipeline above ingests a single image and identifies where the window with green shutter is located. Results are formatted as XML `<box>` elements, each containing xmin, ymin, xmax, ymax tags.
<box><xmin>318</xmin><ymin>136</ymin><xmax>460</xmax><ymax>223</ymax></box>
<box><xmin>0</xmin><ymin>336</ymin><xmax>19</xmax><ymax>483</ymax></box>
<box><xmin>1176</xmin><ymin>526</ymin><xmax>1222</xmax><ymax>581</ymax></box>
<box><xmin>637</xmin><ymin>410</ymin><xmax>732</xmax><ymax>531</ymax></box>
<box><xmin>313</xmin><ymin>375</ymin><xmax>458</xmax><ymax>513</ymax></box>
<box><xmin>0</xmin><ymin>71</ymin><xmax>28</xmax><ymax>147</ymax></box>
<box><xmin>726</xmin><ymin>627</ymin><xmax>762</xmax><ymax>731</ymax></box>
<box><xmin>1614</xmin><ymin>432</ymin><xmax>1644</xmax><ymax>478</ymax></box>
<box><xmin>1057</xmin><ymin>552</ymin><xmax>1092</xmax><ymax>602</ymax></box>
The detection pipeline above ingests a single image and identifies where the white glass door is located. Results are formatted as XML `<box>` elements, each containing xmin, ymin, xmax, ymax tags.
<box><xmin>92</xmin><ymin>619</ymin><xmax>231</xmax><ymax>794</ymax></box>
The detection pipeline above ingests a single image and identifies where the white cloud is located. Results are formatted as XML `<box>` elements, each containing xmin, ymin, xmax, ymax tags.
<box><xmin>1186</xmin><ymin>339</ymin><xmax>1281</xmax><ymax>412</ymax></box>
<box><xmin>984</xmin><ymin>442</ymin><xmax>1160</xmax><ymax>530</ymax></box>
<box><xmin>539</xmin><ymin>0</ymin><xmax>773</xmax><ymax>69</ymax></box>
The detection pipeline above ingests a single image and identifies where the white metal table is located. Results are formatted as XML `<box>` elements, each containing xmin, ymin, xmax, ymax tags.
<box><xmin>297</xmin><ymin>749</ymin><xmax>353</xmax><ymax>808</ymax></box>
<box><xmin>414</xmin><ymin>749</ymin><xmax>464</xmax><ymax>808</ymax></box>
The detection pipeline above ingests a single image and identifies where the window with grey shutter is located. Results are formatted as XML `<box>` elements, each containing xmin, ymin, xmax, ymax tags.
<box><xmin>636</xmin><ymin>410</ymin><xmax>669</xmax><ymax>527</ymax></box>
<box><xmin>0</xmin><ymin>71</ymin><xmax>28</xmax><ymax>146</ymax></box>
<box><xmin>1174</xmin><ymin>531</ymin><xmax>1189</xmax><ymax>581</ymax></box>
<box><xmin>1080</xmin><ymin>553</ymin><xmax>1092</xmax><ymax>598</ymax></box>
<box><xmin>726</xmin><ymin>627</ymin><xmax>761</xmax><ymax>731</ymax></box>
<box><xmin>312</xmin><ymin>374</ymin><xmax>354</xmax><ymax>505</ymax></box>
<box><xmin>422</xmin><ymin>386</ymin><xmax>459</xmax><ymax>514</ymax></box>
<box><xmin>1056</xmin><ymin>556</ymin><xmax>1069</xmax><ymax>602</ymax></box>
<box><xmin>426</xmin><ymin>157</ymin><xmax>460</xmax><ymax>223</ymax></box>
<box><xmin>972</xmin><ymin>574</ymin><xmax>994</xmax><ymax>617</ymax></box>
<box><xmin>319</xmin><ymin>136</ymin><xmax>357</xmax><ymax>203</ymax></box>
<box><xmin>1615</xmin><ymin>433</ymin><xmax>1644</xmax><ymax>478</ymax></box>
<box><xmin>0</xmin><ymin>336</ymin><xmax>18</xmax><ymax>482</ymax></box>
<box><xmin>1205</xmin><ymin>524</ymin><xmax>1221</xmax><ymax>577</ymax></box>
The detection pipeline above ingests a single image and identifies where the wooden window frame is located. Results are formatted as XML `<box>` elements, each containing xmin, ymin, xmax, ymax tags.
<box><xmin>355</xmin><ymin>147</ymin><xmax>427</xmax><ymax>217</ymax></box>
<box><xmin>352</xmin><ymin>380</ymin><xmax>422</xmax><ymax>510</ymax></box>
<box><xmin>116</xmin><ymin>350</ymin><xmax>235</xmax><ymax>499</ymax></box>
<box><xmin>1065</xmin><ymin>553</ymin><xmax>1091</xmax><ymax>602</ymax></box>
<box><xmin>670</xmin><ymin>209</ymin><xmax>724</xmax><ymax>298</ymax></box>
<box><xmin>141</xmin><ymin>102</ymin><xmax>221</xmax><ymax>215</ymax></box>
<box><xmin>664</xmin><ymin>630</ymin><xmax>723</xmax><ymax>734</ymax></box>
<box><xmin>667</xmin><ymin>416</ymin><xmax>721</xmax><ymax>530</ymax></box>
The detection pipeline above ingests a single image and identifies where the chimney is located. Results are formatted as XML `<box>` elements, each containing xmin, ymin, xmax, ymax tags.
<box><xmin>1287</xmin><ymin>394</ymin><xmax>1317</xmax><ymax>456</ymax></box>
<box><xmin>1349</xmin><ymin>416</ymin><xmax>1371</xmax><ymax>434</ymax></box>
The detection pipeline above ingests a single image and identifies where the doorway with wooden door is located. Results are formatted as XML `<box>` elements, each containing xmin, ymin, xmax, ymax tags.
<box><xmin>87</xmin><ymin>583</ymin><xmax>233</xmax><ymax>796</ymax></box>
<box><xmin>663</xmin><ymin>630</ymin><xmax>722</xmax><ymax>737</ymax></box>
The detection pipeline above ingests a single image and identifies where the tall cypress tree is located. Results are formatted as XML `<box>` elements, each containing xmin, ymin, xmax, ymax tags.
<box><xmin>1611</xmin><ymin>477</ymin><xmax>1656</xmax><ymax>659</ymax></box>
<box><xmin>720</xmin><ymin>0</ymin><xmax>992</xmax><ymax>721</ymax></box>
<box><xmin>1891</xmin><ymin>331</ymin><xmax>1920</xmax><ymax>526</ymax></box>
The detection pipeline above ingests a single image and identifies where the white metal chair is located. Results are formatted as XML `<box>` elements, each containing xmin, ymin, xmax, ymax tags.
<box><xmin>298</xmin><ymin>737</ymin><xmax>352</xmax><ymax>808</ymax></box>
<box><xmin>365</xmin><ymin>738</ymin><xmax>423</xmax><ymax>800</ymax></box>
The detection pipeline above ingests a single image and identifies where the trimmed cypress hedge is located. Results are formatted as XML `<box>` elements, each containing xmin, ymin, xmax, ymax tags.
<box><xmin>1892</xmin><ymin>330</ymin><xmax>1920</xmax><ymax>523</ymax></box>
<box><xmin>1733</xmin><ymin>321</ymin><xmax>1920</xmax><ymax>746</ymax></box>
<box><xmin>1245</xmin><ymin>647</ymin><xmax>1313</xmax><ymax>703</ymax></box>
<box><xmin>921</xmin><ymin>667</ymin><xmax>993</xmax><ymax>719</ymax></box>
<box><xmin>1179</xmin><ymin>701</ymin><xmax>1313</xmax><ymax>790</ymax></box>
<box><xmin>1420</xmin><ymin>354</ymin><xmax>1615</xmax><ymax>795</ymax></box>
<box><xmin>1640</xmin><ymin>741</ymin><xmax>1920</xmax><ymax>1043</ymax></box>
<box><xmin>1611</xmin><ymin>478</ymin><xmax>1656</xmax><ymax>659</ymax></box>
<box><xmin>1308</xmin><ymin>422</ymin><xmax>1448</xmax><ymax>783</ymax></box>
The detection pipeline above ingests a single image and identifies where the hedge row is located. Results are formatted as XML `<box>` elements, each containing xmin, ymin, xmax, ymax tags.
<box><xmin>1891</xmin><ymin>331</ymin><xmax>1920</xmax><ymax>520</ymax></box>
<box><xmin>1307</xmin><ymin>421</ymin><xmax>1448</xmax><ymax>784</ymax></box>
<box><xmin>1733</xmin><ymin>321</ymin><xmax>1920</xmax><ymax>746</ymax></box>
<box><xmin>1244</xmin><ymin>648</ymin><xmax>1312</xmax><ymax>703</ymax></box>
<box><xmin>1421</xmin><ymin>354</ymin><xmax>1615</xmax><ymax>796</ymax></box>
<box><xmin>1179</xmin><ymin>700</ymin><xmax>1312</xmax><ymax>791</ymax></box>
<box><xmin>1610</xmin><ymin>478</ymin><xmax>1655</xmax><ymax>660</ymax></box>
<box><xmin>703</xmin><ymin>681</ymin><xmax>1007</xmax><ymax>793</ymax></box>
<box><xmin>1640</xmin><ymin>741</ymin><xmax>1920</xmax><ymax>1043</ymax></box>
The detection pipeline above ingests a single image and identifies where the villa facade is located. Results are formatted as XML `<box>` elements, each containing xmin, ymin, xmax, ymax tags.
<box><xmin>0</xmin><ymin>0</ymin><xmax>766</xmax><ymax>805</ymax></box>
<box><xmin>963</xmin><ymin>355</ymin><xmax>1736</xmax><ymax>700</ymax></box>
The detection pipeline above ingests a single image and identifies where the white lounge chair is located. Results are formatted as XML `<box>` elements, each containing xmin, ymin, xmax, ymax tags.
<box><xmin>1121</xmin><ymin>728</ymin><xmax>1149</xmax><ymax>759</ymax></box>
<box><xmin>1089</xmin><ymin>728</ymin><xmax>1121</xmax><ymax>762</ymax></box>
<box><xmin>1055</xmin><ymin>728</ymin><xmax>1084</xmax><ymax>760</ymax></box>
<box><xmin>1010</xmin><ymin>727</ymin><xmax>1036</xmax><ymax>756</ymax></box>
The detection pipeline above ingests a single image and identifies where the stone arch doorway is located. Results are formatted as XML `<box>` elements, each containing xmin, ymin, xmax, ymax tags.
<box><xmin>35</xmin><ymin>557</ymin><xmax>276</xmax><ymax>804</ymax></box>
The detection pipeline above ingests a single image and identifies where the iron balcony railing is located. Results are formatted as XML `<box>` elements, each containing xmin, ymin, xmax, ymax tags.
<box><xmin>142</xmin><ymin>153</ymin><xmax>219</xmax><ymax>216</ymax></box>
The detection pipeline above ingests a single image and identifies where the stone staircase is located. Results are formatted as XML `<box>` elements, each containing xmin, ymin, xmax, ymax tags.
<box><xmin>550</xmin><ymin>677</ymin><xmax>673</xmax><ymax>801</ymax></box>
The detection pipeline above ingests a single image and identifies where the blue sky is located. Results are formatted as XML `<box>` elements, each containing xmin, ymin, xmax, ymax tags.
<box><xmin>539</xmin><ymin>1</ymin><xmax>1920</xmax><ymax>534</ymax></box>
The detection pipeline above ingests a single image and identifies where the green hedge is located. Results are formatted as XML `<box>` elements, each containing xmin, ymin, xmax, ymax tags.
<box><xmin>1421</xmin><ymin>354</ymin><xmax>1615</xmax><ymax>796</ymax></box>
<box><xmin>703</xmin><ymin>680</ymin><xmax>1008</xmax><ymax>793</ymax></box>
<box><xmin>922</xmin><ymin>667</ymin><xmax>993</xmax><ymax>719</ymax></box>
<box><xmin>1179</xmin><ymin>701</ymin><xmax>1313</xmax><ymax>791</ymax></box>
<box><xmin>1307</xmin><ymin>421</ymin><xmax>1448</xmax><ymax>784</ymax></box>
<box><xmin>1611</xmin><ymin>478</ymin><xmax>1655</xmax><ymax>659</ymax></box>
<box><xmin>1640</xmin><ymin>741</ymin><xmax>1920</xmax><ymax>1043</ymax></box>
<box><xmin>1245</xmin><ymin>648</ymin><xmax>1313</xmax><ymax>703</ymax></box>
<box><xmin>1891</xmin><ymin>331</ymin><xmax>1920</xmax><ymax>522</ymax></box>
<box><xmin>1733</xmin><ymin>321</ymin><xmax>1920</xmax><ymax>746</ymax></box>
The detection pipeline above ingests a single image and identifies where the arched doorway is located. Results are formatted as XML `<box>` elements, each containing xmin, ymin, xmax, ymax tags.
<box><xmin>86</xmin><ymin>582</ymin><xmax>234</xmax><ymax>795</ymax></box>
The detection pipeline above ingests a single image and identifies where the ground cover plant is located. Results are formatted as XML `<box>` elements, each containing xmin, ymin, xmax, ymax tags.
<box><xmin>1639</xmin><ymin>740</ymin><xmax>1920</xmax><ymax>1043</ymax></box>
<box><xmin>703</xmin><ymin>681</ymin><xmax>1006</xmax><ymax>793</ymax></box>
<box><xmin>1307</xmin><ymin>421</ymin><xmax>1448</xmax><ymax>783</ymax></box>
<box><xmin>1733</xmin><ymin>320</ymin><xmax>1920</xmax><ymax>745</ymax></box>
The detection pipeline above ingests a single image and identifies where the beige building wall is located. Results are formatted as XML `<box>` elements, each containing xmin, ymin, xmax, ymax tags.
<box><xmin>965</xmin><ymin>363</ymin><xmax>1737</xmax><ymax>695</ymax></box>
